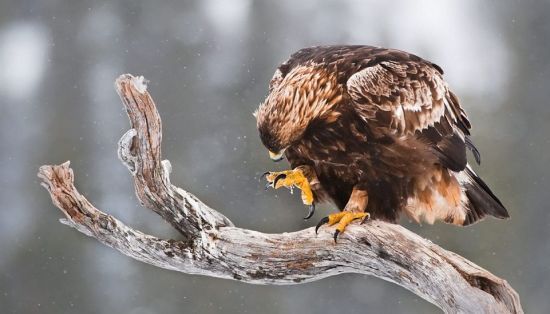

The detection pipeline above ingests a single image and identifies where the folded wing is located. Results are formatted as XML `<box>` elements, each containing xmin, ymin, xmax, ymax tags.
<box><xmin>346</xmin><ymin>60</ymin><xmax>474</xmax><ymax>171</ymax></box>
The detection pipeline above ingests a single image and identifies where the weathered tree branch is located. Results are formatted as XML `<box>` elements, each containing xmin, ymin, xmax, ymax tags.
<box><xmin>38</xmin><ymin>74</ymin><xmax>522</xmax><ymax>314</ymax></box>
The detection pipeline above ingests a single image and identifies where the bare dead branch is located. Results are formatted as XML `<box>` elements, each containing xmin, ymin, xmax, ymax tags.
<box><xmin>38</xmin><ymin>74</ymin><xmax>522</xmax><ymax>314</ymax></box>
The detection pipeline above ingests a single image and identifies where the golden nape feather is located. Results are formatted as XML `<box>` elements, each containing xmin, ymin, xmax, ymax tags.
<box><xmin>256</xmin><ymin>45</ymin><xmax>509</xmax><ymax>241</ymax></box>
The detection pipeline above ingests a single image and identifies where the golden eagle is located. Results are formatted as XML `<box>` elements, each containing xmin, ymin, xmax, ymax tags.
<box><xmin>256</xmin><ymin>45</ymin><xmax>509</xmax><ymax>241</ymax></box>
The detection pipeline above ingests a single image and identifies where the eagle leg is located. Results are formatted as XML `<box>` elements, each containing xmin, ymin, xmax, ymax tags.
<box><xmin>316</xmin><ymin>188</ymin><xmax>370</xmax><ymax>242</ymax></box>
<box><xmin>263</xmin><ymin>167</ymin><xmax>315</xmax><ymax>219</ymax></box>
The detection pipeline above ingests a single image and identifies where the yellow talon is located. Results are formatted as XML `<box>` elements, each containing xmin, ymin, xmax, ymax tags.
<box><xmin>264</xmin><ymin>168</ymin><xmax>314</xmax><ymax>206</ymax></box>
<box><xmin>316</xmin><ymin>211</ymin><xmax>370</xmax><ymax>242</ymax></box>
<box><xmin>335</xmin><ymin>212</ymin><xmax>369</xmax><ymax>233</ymax></box>
<box><xmin>327</xmin><ymin>212</ymin><xmax>347</xmax><ymax>225</ymax></box>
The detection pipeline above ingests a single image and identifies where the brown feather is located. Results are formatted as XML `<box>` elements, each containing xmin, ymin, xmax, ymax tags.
<box><xmin>256</xmin><ymin>45</ymin><xmax>508</xmax><ymax>225</ymax></box>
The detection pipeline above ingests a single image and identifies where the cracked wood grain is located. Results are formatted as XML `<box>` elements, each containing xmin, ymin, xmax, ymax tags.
<box><xmin>38</xmin><ymin>74</ymin><xmax>522</xmax><ymax>314</ymax></box>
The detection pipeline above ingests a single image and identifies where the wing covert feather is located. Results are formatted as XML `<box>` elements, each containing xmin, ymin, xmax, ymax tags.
<box><xmin>346</xmin><ymin>60</ymin><xmax>474</xmax><ymax>170</ymax></box>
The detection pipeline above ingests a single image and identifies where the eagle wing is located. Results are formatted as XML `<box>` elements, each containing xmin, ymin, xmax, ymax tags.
<box><xmin>346</xmin><ymin>60</ymin><xmax>478</xmax><ymax>171</ymax></box>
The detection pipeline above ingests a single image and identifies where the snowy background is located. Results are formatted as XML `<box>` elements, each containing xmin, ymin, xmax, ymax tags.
<box><xmin>1</xmin><ymin>0</ymin><xmax>549</xmax><ymax>313</ymax></box>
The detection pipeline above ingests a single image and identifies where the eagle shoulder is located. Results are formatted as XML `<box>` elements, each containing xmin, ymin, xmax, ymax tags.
<box><xmin>346</xmin><ymin>59</ymin><xmax>476</xmax><ymax>171</ymax></box>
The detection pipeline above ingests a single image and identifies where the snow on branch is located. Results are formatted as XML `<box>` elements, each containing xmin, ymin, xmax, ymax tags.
<box><xmin>38</xmin><ymin>74</ymin><xmax>522</xmax><ymax>314</ymax></box>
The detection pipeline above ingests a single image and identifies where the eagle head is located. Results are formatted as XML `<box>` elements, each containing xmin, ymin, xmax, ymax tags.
<box><xmin>255</xmin><ymin>64</ymin><xmax>343</xmax><ymax>161</ymax></box>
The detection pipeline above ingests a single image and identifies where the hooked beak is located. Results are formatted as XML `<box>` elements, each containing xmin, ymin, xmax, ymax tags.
<box><xmin>269</xmin><ymin>149</ymin><xmax>285</xmax><ymax>162</ymax></box>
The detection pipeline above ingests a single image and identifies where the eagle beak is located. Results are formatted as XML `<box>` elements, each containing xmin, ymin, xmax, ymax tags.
<box><xmin>269</xmin><ymin>150</ymin><xmax>285</xmax><ymax>162</ymax></box>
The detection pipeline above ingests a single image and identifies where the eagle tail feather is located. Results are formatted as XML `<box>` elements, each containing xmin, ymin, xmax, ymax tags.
<box><xmin>461</xmin><ymin>166</ymin><xmax>509</xmax><ymax>226</ymax></box>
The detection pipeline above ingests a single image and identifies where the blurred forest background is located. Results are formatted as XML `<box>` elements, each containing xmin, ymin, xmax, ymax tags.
<box><xmin>1</xmin><ymin>0</ymin><xmax>549</xmax><ymax>313</ymax></box>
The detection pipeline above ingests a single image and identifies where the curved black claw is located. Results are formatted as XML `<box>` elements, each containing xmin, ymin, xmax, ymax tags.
<box><xmin>273</xmin><ymin>173</ymin><xmax>287</xmax><ymax>188</ymax></box>
<box><xmin>304</xmin><ymin>204</ymin><xmax>315</xmax><ymax>220</ymax></box>
<box><xmin>360</xmin><ymin>213</ymin><xmax>371</xmax><ymax>224</ymax></box>
<box><xmin>260</xmin><ymin>171</ymin><xmax>270</xmax><ymax>182</ymax></box>
<box><xmin>333</xmin><ymin>229</ymin><xmax>340</xmax><ymax>243</ymax></box>
<box><xmin>315</xmin><ymin>216</ymin><xmax>329</xmax><ymax>234</ymax></box>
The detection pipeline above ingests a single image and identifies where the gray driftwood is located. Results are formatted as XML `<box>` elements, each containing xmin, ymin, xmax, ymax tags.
<box><xmin>38</xmin><ymin>74</ymin><xmax>522</xmax><ymax>314</ymax></box>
